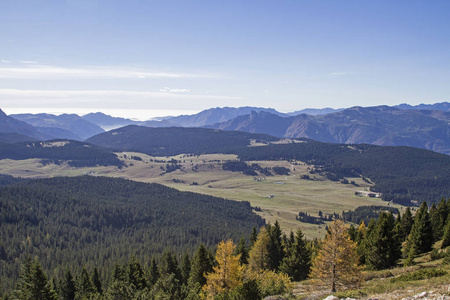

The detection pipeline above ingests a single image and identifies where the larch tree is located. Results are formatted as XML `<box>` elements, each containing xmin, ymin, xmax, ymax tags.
<box><xmin>202</xmin><ymin>240</ymin><xmax>243</xmax><ymax>299</ymax></box>
<box><xmin>309</xmin><ymin>220</ymin><xmax>362</xmax><ymax>293</ymax></box>
<box><xmin>248</xmin><ymin>227</ymin><xmax>270</xmax><ymax>272</ymax></box>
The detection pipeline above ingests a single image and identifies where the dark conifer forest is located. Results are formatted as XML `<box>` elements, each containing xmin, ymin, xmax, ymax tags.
<box><xmin>0</xmin><ymin>176</ymin><xmax>264</xmax><ymax>293</ymax></box>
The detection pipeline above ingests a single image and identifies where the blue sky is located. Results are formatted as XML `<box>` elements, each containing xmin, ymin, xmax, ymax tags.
<box><xmin>1</xmin><ymin>0</ymin><xmax>449</xmax><ymax>120</ymax></box>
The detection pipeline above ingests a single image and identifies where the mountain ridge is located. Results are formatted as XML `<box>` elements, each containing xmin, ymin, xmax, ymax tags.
<box><xmin>208</xmin><ymin>105</ymin><xmax>450</xmax><ymax>155</ymax></box>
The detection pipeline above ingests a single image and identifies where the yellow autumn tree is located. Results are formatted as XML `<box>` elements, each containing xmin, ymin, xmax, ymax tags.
<box><xmin>247</xmin><ymin>227</ymin><xmax>270</xmax><ymax>272</ymax></box>
<box><xmin>202</xmin><ymin>240</ymin><xmax>243</xmax><ymax>299</ymax></box>
<box><xmin>309</xmin><ymin>220</ymin><xmax>363</xmax><ymax>292</ymax></box>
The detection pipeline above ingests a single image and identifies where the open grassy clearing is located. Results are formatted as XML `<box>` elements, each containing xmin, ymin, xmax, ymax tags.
<box><xmin>0</xmin><ymin>152</ymin><xmax>403</xmax><ymax>239</ymax></box>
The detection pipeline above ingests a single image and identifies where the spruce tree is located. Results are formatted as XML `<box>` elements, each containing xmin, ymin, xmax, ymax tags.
<box><xmin>267</xmin><ymin>221</ymin><xmax>284</xmax><ymax>271</ymax></box>
<box><xmin>148</xmin><ymin>258</ymin><xmax>160</xmax><ymax>286</ymax></box>
<box><xmin>441</xmin><ymin>219</ymin><xmax>450</xmax><ymax>249</ymax></box>
<box><xmin>406</xmin><ymin>201</ymin><xmax>433</xmax><ymax>255</ymax></box>
<box><xmin>433</xmin><ymin>198</ymin><xmax>449</xmax><ymax>241</ymax></box>
<box><xmin>188</xmin><ymin>244</ymin><xmax>213</xmax><ymax>288</ymax></box>
<box><xmin>180</xmin><ymin>253</ymin><xmax>192</xmax><ymax>286</ymax></box>
<box><xmin>250</xmin><ymin>227</ymin><xmax>258</xmax><ymax>247</ymax></box>
<box><xmin>128</xmin><ymin>256</ymin><xmax>146</xmax><ymax>290</ymax></box>
<box><xmin>59</xmin><ymin>269</ymin><xmax>76</xmax><ymax>300</ymax></box>
<box><xmin>77</xmin><ymin>267</ymin><xmax>95</xmax><ymax>298</ymax></box>
<box><xmin>235</xmin><ymin>236</ymin><xmax>249</xmax><ymax>265</ymax></box>
<box><xmin>91</xmin><ymin>267</ymin><xmax>103</xmax><ymax>295</ymax></box>
<box><xmin>14</xmin><ymin>258</ymin><xmax>57</xmax><ymax>300</ymax></box>
<box><xmin>279</xmin><ymin>229</ymin><xmax>311</xmax><ymax>281</ymax></box>
<box><xmin>365</xmin><ymin>212</ymin><xmax>401</xmax><ymax>270</ymax></box>
<box><xmin>159</xmin><ymin>250</ymin><xmax>182</xmax><ymax>287</ymax></box>
<box><xmin>348</xmin><ymin>224</ymin><xmax>357</xmax><ymax>241</ymax></box>
<box><xmin>399</xmin><ymin>207</ymin><xmax>413</xmax><ymax>241</ymax></box>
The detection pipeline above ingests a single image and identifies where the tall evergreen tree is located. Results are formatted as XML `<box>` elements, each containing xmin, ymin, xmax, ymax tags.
<box><xmin>91</xmin><ymin>267</ymin><xmax>103</xmax><ymax>295</ymax></box>
<box><xmin>267</xmin><ymin>221</ymin><xmax>284</xmax><ymax>271</ymax></box>
<box><xmin>59</xmin><ymin>269</ymin><xmax>76</xmax><ymax>300</ymax></box>
<box><xmin>399</xmin><ymin>207</ymin><xmax>414</xmax><ymax>241</ymax></box>
<box><xmin>159</xmin><ymin>250</ymin><xmax>181</xmax><ymax>282</ymax></box>
<box><xmin>348</xmin><ymin>224</ymin><xmax>357</xmax><ymax>242</ymax></box>
<box><xmin>279</xmin><ymin>229</ymin><xmax>311</xmax><ymax>281</ymax></box>
<box><xmin>441</xmin><ymin>219</ymin><xmax>450</xmax><ymax>249</ymax></box>
<box><xmin>180</xmin><ymin>253</ymin><xmax>192</xmax><ymax>286</ymax></box>
<box><xmin>14</xmin><ymin>258</ymin><xmax>57</xmax><ymax>300</ymax></box>
<box><xmin>148</xmin><ymin>257</ymin><xmax>160</xmax><ymax>286</ymax></box>
<box><xmin>406</xmin><ymin>202</ymin><xmax>433</xmax><ymax>256</ymax></box>
<box><xmin>188</xmin><ymin>244</ymin><xmax>213</xmax><ymax>290</ymax></box>
<box><xmin>128</xmin><ymin>256</ymin><xmax>146</xmax><ymax>290</ymax></box>
<box><xmin>365</xmin><ymin>212</ymin><xmax>401</xmax><ymax>270</ymax></box>
<box><xmin>249</xmin><ymin>227</ymin><xmax>258</xmax><ymax>247</ymax></box>
<box><xmin>77</xmin><ymin>267</ymin><xmax>95</xmax><ymax>298</ymax></box>
<box><xmin>235</xmin><ymin>236</ymin><xmax>249</xmax><ymax>265</ymax></box>
<box><xmin>432</xmin><ymin>198</ymin><xmax>449</xmax><ymax>241</ymax></box>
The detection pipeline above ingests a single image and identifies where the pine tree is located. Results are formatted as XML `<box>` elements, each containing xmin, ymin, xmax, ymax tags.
<box><xmin>348</xmin><ymin>224</ymin><xmax>357</xmax><ymax>241</ymax></box>
<box><xmin>235</xmin><ymin>236</ymin><xmax>249</xmax><ymax>265</ymax></box>
<box><xmin>180</xmin><ymin>253</ymin><xmax>192</xmax><ymax>286</ymax></box>
<box><xmin>365</xmin><ymin>212</ymin><xmax>401</xmax><ymax>270</ymax></box>
<box><xmin>248</xmin><ymin>227</ymin><xmax>270</xmax><ymax>272</ymax></box>
<box><xmin>441</xmin><ymin>219</ymin><xmax>450</xmax><ymax>249</ymax></box>
<box><xmin>267</xmin><ymin>221</ymin><xmax>285</xmax><ymax>271</ymax></box>
<box><xmin>77</xmin><ymin>267</ymin><xmax>95</xmax><ymax>298</ymax></box>
<box><xmin>91</xmin><ymin>267</ymin><xmax>103</xmax><ymax>295</ymax></box>
<box><xmin>188</xmin><ymin>244</ymin><xmax>213</xmax><ymax>288</ymax></box>
<box><xmin>14</xmin><ymin>258</ymin><xmax>57</xmax><ymax>300</ymax></box>
<box><xmin>59</xmin><ymin>269</ymin><xmax>76</xmax><ymax>300</ymax></box>
<box><xmin>148</xmin><ymin>257</ymin><xmax>160</xmax><ymax>286</ymax></box>
<box><xmin>406</xmin><ymin>202</ymin><xmax>433</xmax><ymax>255</ymax></box>
<box><xmin>310</xmin><ymin>220</ymin><xmax>362</xmax><ymax>293</ymax></box>
<box><xmin>128</xmin><ymin>255</ymin><xmax>146</xmax><ymax>290</ymax></box>
<box><xmin>202</xmin><ymin>240</ymin><xmax>243</xmax><ymax>299</ymax></box>
<box><xmin>399</xmin><ymin>207</ymin><xmax>414</xmax><ymax>241</ymax></box>
<box><xmin>250</xmin><ymin>227</ymin><xmax>258</xmax><ymax>247</ymax></box>
<box><xmin>159</xmin><ymin>250</ymin><xmax>182</xmax><ymax>282</ymax></box>
<box><xmin>433</xmin><ymin>198</ymin><xmax>449</xmax><ymax>241</ymax></box>
<box><xmin>279</xmin><ymin>229</ymin><xmax>311</xmax><ymax>281</ymax></box>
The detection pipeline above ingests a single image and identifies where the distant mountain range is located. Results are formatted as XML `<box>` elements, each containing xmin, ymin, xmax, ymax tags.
<box><xmin>11</xmin><ymin>113</ymin><xmax>104</xmax><ymax>140</ymax></box>
<box><xmin>207</xmin><ymin>106</ymin><xmax>450</xmax><ymax>155</ymax></box>
<box><xmin>0</xmin><ymin>109</ymin><xmax>53</xmax><ymax>140</ymax></box>
<box><xmin>0</xmin><ymin>102</ymin><xmax>449</xmax><ymax>154</ymax></box>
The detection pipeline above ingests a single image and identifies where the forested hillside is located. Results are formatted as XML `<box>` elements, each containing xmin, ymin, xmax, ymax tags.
<box><xmin>0</xmin><ymin>176</ymin><xmax>264</xmax><ymax>293</ymax></box>
<box><xmin>86</xmin><ymin>125</ymin><xmax>277</xmax><ymax>156</ymax></box>
<box><xmin>235</xmin><ymin>141</ymin><xmax>450</xmax><ymax>205</ymax></box>
<box><xmin>0</xmin><ymin>140</ymin><xmax>123</xmax><ymax>167</ymax></box>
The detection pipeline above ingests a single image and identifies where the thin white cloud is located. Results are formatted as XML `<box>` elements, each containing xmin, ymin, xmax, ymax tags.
<box><xmin>159</xmin><ymin>87</ymin><xmax>191</xmax><ymax>93</ymax></box>
<box><xmin>18</xmin><ymin>60</ymin><xmax>38</xmax><ymax>64</ymax></box>
<box><xmin>0</xmin><ymin>89</ymin><xmax>242</xmax><ymax>110</ymax></box>
<box><xmin>1</xmin><ymin>60</ymin><xmax>11</xmax><ymax>63</ymax></box>
<box><xmin>0</xmin><ymin>65</ymin><xmax>216</xmax><ymax>79</ymax></box>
